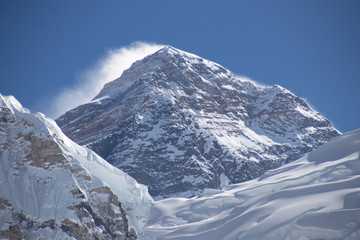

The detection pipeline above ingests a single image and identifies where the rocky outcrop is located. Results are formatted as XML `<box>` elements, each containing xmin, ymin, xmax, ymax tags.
<box><xmin>57</xmin><ymin>46</ymin><xmax>340</xmax><ymax>199</ymax></box>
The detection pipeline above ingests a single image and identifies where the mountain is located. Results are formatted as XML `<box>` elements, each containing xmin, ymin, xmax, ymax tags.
<box><xmin>0</xmin><ymin>94</ymin><xmax>153</xmax><ymax>239</ymax></box>
<box><xmin>140</xmin><ymin>129</ymin><xmax>360</xmax><ymax>240</ymax></box>
<box><xmin>56</xmin><ymin>46</ymin><xmax>340</xmax><ymax>199</ymax></box>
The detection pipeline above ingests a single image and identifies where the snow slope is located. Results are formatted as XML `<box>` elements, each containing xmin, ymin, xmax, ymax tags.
<box><xmin>0</xmin><ymin>94</ymin><xmax>153</xmax><ymax>239</ymax></box>
<box><xmin>140</xmin><ymin>129</ymin><xmax>360</xmax><ymax>240</ymax></box>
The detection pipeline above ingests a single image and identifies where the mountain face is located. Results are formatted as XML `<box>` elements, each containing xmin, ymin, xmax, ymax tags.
<box><xmin>56</xmin><ymin>46</ymin><xmax>340</xmax><ymax>199</ymax></box>
<box><xmin>140</xmin><ymin>129</ymin><xmax>360</xmax><ymax>240</ymax></box>
<box><xmin>0</xmin><ymin>94</ymin><xmax>153</xmax><ymax>239</ymax></box>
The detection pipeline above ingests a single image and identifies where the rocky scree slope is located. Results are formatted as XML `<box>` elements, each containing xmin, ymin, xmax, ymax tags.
<box><xmin>0</xmin><ymin>94</ymin><xmax>153</xmax><ymax>239</ymax></box>
<box><xmin>56</xmin><ymin>46</ymin><xmax>340</xmax><ymax>199</ymax></box>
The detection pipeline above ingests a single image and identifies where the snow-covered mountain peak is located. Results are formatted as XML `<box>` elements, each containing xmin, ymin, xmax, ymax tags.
<box><xmin>93</xmin><ymin>45</ymin><xmax>233</xmax><ymax>101</ymax></box>
<box><xmin>152</xmin><ymin>45</ymin><xmax>181</xmax><ymax>56</ymax></box>
<box><xmin>57</xmin><ymin>46</ymin><xmax>340</xmax><ymax>199</ymax></box>
<box><xmin>0</xmin><ymin>94</ymin><xmax>153</xmax><ymax>239</ymax></box>
<box><xmin>0</xmin><ymin>94</ymin><xmax>29</xmax><ymax>114</ymax></box>
<box><xmin>149</xmin><ymin>45</ymin><xmax>207</xmax><ymax>64</ymax></box>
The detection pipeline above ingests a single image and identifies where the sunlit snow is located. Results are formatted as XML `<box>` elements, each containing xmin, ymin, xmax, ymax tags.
<box><xmin>0</xmin><ymin>94</ymin><xmax>153</xmax><ymax>234</ymax></box>
<box><xmin>140</xmin><ymin>130</ymin><xmax>360</xmax><ymax>240</ymax></box>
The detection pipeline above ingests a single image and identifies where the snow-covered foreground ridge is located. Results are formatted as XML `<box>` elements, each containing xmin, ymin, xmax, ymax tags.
<box><xmin>140</xmin><ymin>129</ymin><xmax>360</xmax><ymax>240</ymax></box>
<box><xmin>0</xmin><ymin>94</ymin><xmax>153</xmax><ymax>239</ymax></box>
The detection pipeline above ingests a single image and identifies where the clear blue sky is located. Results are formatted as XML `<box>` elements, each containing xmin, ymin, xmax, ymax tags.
<box><xmin>1</xmin><ymin>0</ymin><xmax>359</xmax><ymax>133</ymax></box>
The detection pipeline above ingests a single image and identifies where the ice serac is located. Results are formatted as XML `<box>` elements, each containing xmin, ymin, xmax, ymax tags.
<box><xmin>140</xmin><ymin>129</ymin><xmax>360</xmax><ymax>240</ymax></box>
<box><xmin>0</xmin><ymin>94</ymin><xmax>153</xmax><ymax>239</ymax></box>
<box><xmin>56</xmin><ymin>46</ymin><xmax>340</xmax><ymax>199</ymax></box>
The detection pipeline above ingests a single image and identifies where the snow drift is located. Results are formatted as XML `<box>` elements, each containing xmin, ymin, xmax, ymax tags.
<box><xmin>140</xmin><ymin>129</ymin><xmax>360</xmax><ymax>239</ymax></box>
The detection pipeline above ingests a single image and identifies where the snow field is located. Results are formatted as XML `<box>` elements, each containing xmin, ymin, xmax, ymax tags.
<box><xmin>140</xmin><ymin>130</ymin><xmax>360</xmax><ymax>239</ymax></box>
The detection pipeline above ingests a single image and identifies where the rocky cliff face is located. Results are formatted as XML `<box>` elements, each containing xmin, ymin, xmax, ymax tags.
<box><xmin>56</xmin><ymin>46</ymin><xmax>340</xmax><ymax>199</ymax></box>
<box><xmin>0</xmin><ymin>94</ymin><xmax>153</xmax><ymax>239</ymax></box>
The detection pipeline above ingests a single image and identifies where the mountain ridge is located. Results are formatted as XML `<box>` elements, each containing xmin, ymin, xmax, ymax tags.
<box><xmin>0</xmin><ymin>94</ymin><xmax>153</xmax><ymax>239</ymax></box>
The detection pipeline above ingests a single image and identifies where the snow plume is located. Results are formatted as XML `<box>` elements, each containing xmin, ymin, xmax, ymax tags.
<box><xmin>234</xmin><ymin>74</ymin><xmax>267</xmax><ymax>89</ymax></box>
<box><xmin>46</xmin><ymin>42</ymin><xmax>164</xmax><ymax>118</ymax></box>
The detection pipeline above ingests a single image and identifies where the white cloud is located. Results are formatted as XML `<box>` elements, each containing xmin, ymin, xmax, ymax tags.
<box><xmin>45</xmin><ymin>41</ymin><xmax>164</xmax><ymax>118</ymax></box>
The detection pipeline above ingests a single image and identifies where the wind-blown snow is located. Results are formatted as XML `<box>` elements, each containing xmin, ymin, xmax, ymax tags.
<box><xmin>45</xmin><ymin>42</ymin><xmax>164</xmax><ymax>118</ymax></box>
<box><xmin>140</xmin><ymin>130</ymin><xmax>360</xmax><ymax>240</ymax></box>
